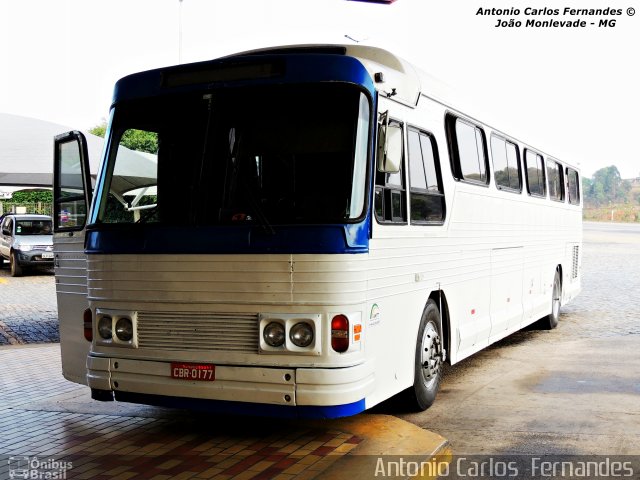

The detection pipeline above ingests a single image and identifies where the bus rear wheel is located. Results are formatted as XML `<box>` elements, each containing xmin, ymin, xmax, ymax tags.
<box><xmin>543</xmin><ymin>270</ymin><xmax>561</xmax><ymax>329</ymax></box>
<box><xmin>410</xmin><ymin>300</ymin><xmax>444</xmax><ymax>411</ymax></box>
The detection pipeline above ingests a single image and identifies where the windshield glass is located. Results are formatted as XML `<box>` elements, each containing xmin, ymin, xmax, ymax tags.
<box><xmin>15</xmin><ymin>220</ymin><xmax>52</xmax><ymax>235</ymax></box>
<box><xmin>97</xmin><ymin>84</ymin><xmax>370</xmax><ymax>226</ymax></box>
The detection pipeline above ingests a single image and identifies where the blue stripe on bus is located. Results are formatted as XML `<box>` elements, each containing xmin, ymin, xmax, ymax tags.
<box><xmin>112</xmin><ymin>54</ymin><xmax>376</xmax><ymax>105</ymax></box>
<box><xmin>85</xmin><ymin>222</ymin><xmax>369</xmax><ymax>255</ymax></box>
<box><xmin>114</xmin><ymin>391</ymin><xmax>366</xmax><ymax>419</ymax></box>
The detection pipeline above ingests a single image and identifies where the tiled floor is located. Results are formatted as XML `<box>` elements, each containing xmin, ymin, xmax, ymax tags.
<box><xmin>0</xmin><ymin>268</ymin><xmax>58</xmax><ymax>345</ymax></box>
<box><xmin>0</xmin><ymin>345</ymin><xmax>362</xmax><ymax>480</ymax></box>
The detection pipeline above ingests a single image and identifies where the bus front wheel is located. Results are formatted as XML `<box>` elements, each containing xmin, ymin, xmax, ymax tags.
<box><xmin>411</xmin><ymin>300</ymin><xmax>444</xmax><ymax>411</ymax></box>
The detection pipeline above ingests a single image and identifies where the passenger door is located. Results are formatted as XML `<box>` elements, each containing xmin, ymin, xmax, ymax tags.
<box><xmin>53</xmin><ymin>131</ymin><xmax>93</xmax><ymax>385</ymax></box>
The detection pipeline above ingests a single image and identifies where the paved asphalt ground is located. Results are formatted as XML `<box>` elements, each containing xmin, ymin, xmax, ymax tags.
<box><xmin>0</xmin><ymin>221</ymin><xmax>638</xmax><ymax>478</ymax></box>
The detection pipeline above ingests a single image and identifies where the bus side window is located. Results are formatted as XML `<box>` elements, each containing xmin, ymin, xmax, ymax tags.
<box><xmin>524</xmin><ymin>149</ymin><xmax>546</xmax><ymax>197</ymax></box>
<box><xmin>446</xmin><ymin>114</ymin><xmax>489</xmax><ymax>185</ymax></box>
<box><xmin>375</xmin><ymin>120</ymin><xmax>407</xmax><ymax>224</ymax></box>
<box><xmin>547</xmin><ymin>159</ymin><xmax>565</xmax><ymax>202</ymax></box>
<box><xmin>490</xmin><ymin>135</ymin><xmax>522</xmax><ymax>192</ymax></box>
<box><xmin>566</xmin><ymin>167</ymin><xmax>580</xmax><ymax>205</ymax></box>
<box><xmin>407</xmin><ymin>127</ymin><xmax>445</xmax><ymax>224</ymax></box>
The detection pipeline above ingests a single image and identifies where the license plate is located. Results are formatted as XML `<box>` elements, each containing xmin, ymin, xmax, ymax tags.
<box><xmin>170</xmin><ymin>362</ymin><xmax>215</xmax><ymax>381</ymax></box>
<box><xmin>41</xmin><ymin>252</ymin><xmax>54</xmax><ymax>259</ymax></box>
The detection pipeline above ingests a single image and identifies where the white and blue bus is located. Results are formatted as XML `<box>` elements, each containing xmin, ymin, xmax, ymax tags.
<box><xmin>54</xmin><ymin>44</ymin><xmax>582</xmax><ymax>418</ymax></box>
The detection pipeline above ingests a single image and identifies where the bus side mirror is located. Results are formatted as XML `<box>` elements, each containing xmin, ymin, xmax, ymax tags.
<box><xmin>377</xmin><ymin>114</ymin><xmax>402</xmax><ymax>174</ymax></box>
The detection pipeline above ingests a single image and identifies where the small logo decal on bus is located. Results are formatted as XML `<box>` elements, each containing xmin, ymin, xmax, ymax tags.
<box><xmin>369</xmin><ymin>304</ymin><xmax>381</xmax><ymax>327</ymax></box>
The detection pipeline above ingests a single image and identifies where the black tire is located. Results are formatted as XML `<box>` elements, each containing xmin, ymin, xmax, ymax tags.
<box><xmin>10</xmin><ymin>251</ymin><xmax>22</xmax><ymax>277</ymax></box>
<box><xmin>410</xmin><ymin>300</ymin><xmax>444</xmax><ymax>411</ymax></box>
<box><xmin>543</xmin><ymin>270</ymin><xmax>561</xmax><ymax>329</ymax></box>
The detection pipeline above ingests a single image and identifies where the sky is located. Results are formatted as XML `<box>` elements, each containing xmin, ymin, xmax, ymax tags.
<box><xmin>0</xmin><ymin>0</ymin><xmax>638</xmax><ymax>179</ymax></box>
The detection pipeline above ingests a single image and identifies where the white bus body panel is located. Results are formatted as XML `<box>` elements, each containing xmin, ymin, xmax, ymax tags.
<box><xmin>370</xmin><ymin>95</ymin><xmax>582</xmax><ymax>371</ymax></box>
<box><xmin>84</xmin><ymin>252</ymin><xmax>383</xmax><ymax>407</ymax></box>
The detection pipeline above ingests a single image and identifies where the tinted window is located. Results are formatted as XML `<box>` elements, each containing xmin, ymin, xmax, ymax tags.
<box><xmin>547</xmin><ymin>159</ymin><xmax>565</xmax><ymax>202</ymax></box>
<box><xmin>456</xmin><ymin>120</ymin><xmax>487</xmax><ymax>182</ymax></box>
<box><xmin>491</xmin><ymin>135</ymin><xmax>521</xmax><ymax>192</ymax></box>
<box><xmin>15</xmin><ymin>219</ymin><xmax>53</xmax><ymax>235</ymax></box>
<box><xmin>99</xmin><ymin>84</ymin><xmax>371</xmax><ymax>226</ymax></box>
<box><xmin>407</xmin><ymin>128</ymin><xmax>445</xmax><ymax>223</ymax></box>
<box><xmin>525</xmin><ymin>149</ymin><xmax>546</xmax><ymax>197</ymax></box>
<box><xmin>447</xmin><ymin>115</ymin><xmax>489</xmax><ymax>185</ymax></box>
<box><xmin>3</xmin><ymin>217</ymin><xmax>13</xmax><ymax>234</ymax></box>
<box><xmin>375</xmin><ymin>120</ymin><xmax>406</xmax><ymax>224</ymax></box>
<box><xmin>506</xmin><ymin>142</ymin><xmax>521</xmax><ymax>190</ymax></box>
<box><xmin>567</xmin><ymin>168</ymin><xmax>580</xmax><ymax>205</ymax></box>
<box><xmin>408</xmin><ymin>130</ymin><xmax>427</xmax><ymax>190</ymax></box>
<box><xmin>55</xmin><ymin>136</ymin><xmax>89</xmax><ymax>230</ymax></box>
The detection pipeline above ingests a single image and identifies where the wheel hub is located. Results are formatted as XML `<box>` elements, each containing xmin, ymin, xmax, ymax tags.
<box><xmin>552</xmin><ymin>279</ymin><xmax>561</xmax><ymax>318</ymax></box>
<box><xmin>421</xmin><ymin>323</ymin><xmax>443</xmax><ymax>384</ymax></box>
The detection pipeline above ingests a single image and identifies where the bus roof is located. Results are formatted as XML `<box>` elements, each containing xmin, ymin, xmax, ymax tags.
<box><xmin>111</xmin><ymin>44</ymin><xmax>577</xmax><ymax>172</ymax></box>
<box><xmin>224</xmin><ymin>44</ymin><xmax>425</xmax><ymax>108</ymax></box>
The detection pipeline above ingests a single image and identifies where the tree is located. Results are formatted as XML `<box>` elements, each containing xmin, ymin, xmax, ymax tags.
<box><xmin>581</xmin><ymin>176</ymin><xmax>593</xmax><ymax>201</ymax></box>
<box><xmin>10</xmin><ymin>189</ymin><xmax>53</xmax><ymax>204</ymax></box>
<box><xmin>583</xmin><ymin>165</ymin><xmax>631</xmax><ymax>207</ymax></box>
<box><xmin>89</xmin><ymin>122</ymin><xmax>158</xmax><ymax>154</ymax></box>
<box><xmin>89</xmin><ymin>122</ymin><xmax>107</xmax><ymax>138</ymax></box>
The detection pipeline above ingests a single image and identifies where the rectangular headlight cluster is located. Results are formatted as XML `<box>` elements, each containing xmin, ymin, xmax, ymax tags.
<box><xmin>95</xmin><ymin>309</ymin><xmax>138</xmax><ymax>348</ymax></box>
<box><xmin>259</xmin><ymin>313</ymin><xmax>321</xmax><ymax>355</ymax></box>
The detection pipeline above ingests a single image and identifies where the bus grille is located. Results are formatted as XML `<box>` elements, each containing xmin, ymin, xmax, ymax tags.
<box><xmin>571</xmin><ymin>245</ymin><xmax>579</xmax><ymax>279</ymax></box>
<box><xmin>137</xmin><ymin>311</ymin><xmax>259</xmax><ymax>353</ymax></box>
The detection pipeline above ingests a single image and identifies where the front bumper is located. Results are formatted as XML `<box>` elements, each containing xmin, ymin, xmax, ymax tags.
<box><xmin>16</xmin><ymin>250</ymin><xmax>54</xmax><ymax>266</ymax></box>
<box><xmin>87</xmin><ymin>356</ymin><xmax>375</xmax><ymax>417</ymax></box>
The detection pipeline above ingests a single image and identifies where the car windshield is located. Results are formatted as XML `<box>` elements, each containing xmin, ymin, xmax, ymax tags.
<box><xmin>97</xmin><ymin>83</ymin><xmax>371</xmax><ymax>226</ymax></box>
<box><xmin>15</xmin><ymin>220</ymin><xmax>53</xmax><ymax>235</ymax></box>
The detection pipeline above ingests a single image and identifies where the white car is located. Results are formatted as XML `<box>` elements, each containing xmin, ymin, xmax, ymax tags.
<box><xmin>0</xmin><ymin>214</ymin><xmax>54</xmax><ymax>277</ymax></box>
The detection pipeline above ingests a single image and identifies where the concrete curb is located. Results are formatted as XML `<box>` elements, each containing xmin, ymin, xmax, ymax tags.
<box><xmin>307</xmin><ymin>414</ymin><xmax>451</xmax><ymax>479</ymax></box>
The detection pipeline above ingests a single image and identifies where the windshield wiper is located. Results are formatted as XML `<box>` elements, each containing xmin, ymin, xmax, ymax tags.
<box><xmin>135</xmin><ymin>205</ymin><xmax>158</xmax><ymax>224</ymax></box>
<box><xmin>241</xmin><ymin>177</ymin><xmax>275</xmax><ymax>235</ymax></box>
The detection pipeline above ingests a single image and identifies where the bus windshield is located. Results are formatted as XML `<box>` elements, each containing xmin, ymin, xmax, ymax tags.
<box><xmin>97</xmin><ymin>83</ymin><xmax>370</xmax><ymax>226</ymax></box>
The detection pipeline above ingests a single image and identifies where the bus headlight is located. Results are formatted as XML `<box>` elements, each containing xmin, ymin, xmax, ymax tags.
<box><xmin>263</xmin><ymin>322</ymin><xmax>285</xmax><ymax>347</ymax></box>
<box><xmin>259</xmin><ymin>314</ymin><xmax>321</xmax><ymax>355</ymax></box>
<box><xmin>290</xmin><ymin>322</ymin><xmax>313</xmax><ymax>348</ymax></box>
<box><xmin>95</xmin><ymin>309</ymin><xmax>138</xmax><ymax>347</ymax></box>
<box><xmin>97</xmin><ymin>316</ymin><xmax>113</xmax><ymax>340</ymax></box>
<box><xmin>115</xmin><ymin>318</ymin><xmax>134</xmax><ymax>342</ymax></box>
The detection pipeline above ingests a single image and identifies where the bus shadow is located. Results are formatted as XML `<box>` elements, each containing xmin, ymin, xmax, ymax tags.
<box><xmin>369</xmin><ymin>318</ymin><xmax>562</xmax><ymax>416</ymax></box>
